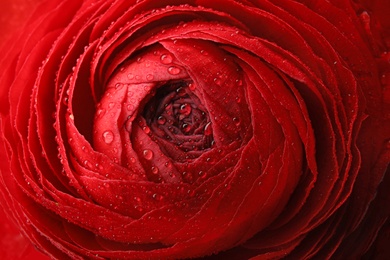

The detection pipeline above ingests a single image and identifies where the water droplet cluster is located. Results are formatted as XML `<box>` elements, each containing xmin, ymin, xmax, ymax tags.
<box><xmin>143</xmin><ymin>81</ymin><xmax>214</xmax><ymax>154</ymax></box>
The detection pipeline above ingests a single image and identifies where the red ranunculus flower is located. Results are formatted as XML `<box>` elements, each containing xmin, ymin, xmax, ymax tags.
<box><xmin>1</xmin><ymin>0</ymin><xmax>389</xmax><ymax>259</ymax></box>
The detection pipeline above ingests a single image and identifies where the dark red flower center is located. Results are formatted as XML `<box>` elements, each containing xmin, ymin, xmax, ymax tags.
<box><xmin>143</xmin><ymin>81</ymin><xmax>214</xmax><ymax>153</ymax></box>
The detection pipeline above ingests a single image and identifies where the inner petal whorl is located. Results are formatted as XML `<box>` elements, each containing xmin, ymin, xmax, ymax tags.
<box><xmin>144</xmin><ymin>81</ymin><xmax>214</xmax><ymax>154</ymax></box>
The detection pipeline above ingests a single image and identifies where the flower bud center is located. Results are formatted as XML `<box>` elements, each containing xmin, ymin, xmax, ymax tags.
<box><xmin>143</xmin><ymin>81</ymin><xmax>213</xmax><ymax>153</ymax></box>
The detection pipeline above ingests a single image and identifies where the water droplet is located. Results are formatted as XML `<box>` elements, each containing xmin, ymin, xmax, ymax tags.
<box><xmin>146</xmin><ymin>74</ymin><xmax>154</xmax><ymax>81</ymax></box>
<box><xmin>213</xmin><ymin>78</ymin><xmax>222</xmax><ymax>86</ymax></box>
<box><xmin>204</xmin><ymin>122</ymin><xmax>212</xmax><ymax>136</ymax></box>
<box><xmin>188</xmin><ymin>189</ymin><xmax>195</xmax><ymax>197</ymax></box>
<box><xmin>168</xmin><ymin>66</ymin><xmax>181</xmax><ymax>75</ymax></box>
<box><xmin>152</xmin><ymin>193</ymin><xmax>163</xmax><ymax>200</ymax></box>
<box><xmin>125</xmin><ymin>120</ymin><xmax>132</xmax><ymax>132</ymax></box>
<box><xmin>198</xmin><ymin>171</ymin><xmax>207</xmax><ymax>179</ymax></box>
<box><xmin>143</xmin><ymin>126</ymin><xmax>151</xmax><ymax>134</ymax></box>
<box><xmin>233</xmin><ymin>117</ymin><xmax>240</xmax><ymax>126</ymax></box>
<box><xmin>165</xmin><ymin>104</ymin><xmax>172</xmax><ymax>114</ymax></box>
<box><xmin>102</xmin><ymin>131</ymin><xmax>114</xmax><ymax>144</ymax></box>
<box><xmin>151</xmin><ymin>166</ymin><xmax>159</xmax><ymax>174</ymax></box>
<box><xmin>96</xmin><ymin>108</ymin><xmax>106</xmax><ymax>118</ymax></box>
<box><xmin>143</xmin><ymin>149</ymin><xmax>154</xmax><ymax>160</ymax></box>
<box><xmin>127</xmin><ymin>73</ymin><xmax>134</xmax><ymax>79</ymax></box>
<box><xmin>157</xmin><ymin>116</ymin><xmax>166</xmax><ymax>125</ymax></box>
<box><xmin>188</xmin><ymin>83</ymin><xmax>196</xmax><ymax>91</ymax></box>
<box><xmin>176</xmin><ymin>87</ymin><xmax>186</xmax><ymax>96</ymax></box>
<box><xmin>83</xmin><ymin>160</ymin><xmax>93</xmax><ymax>168</ymax></box>
<box><xmin>144</xmin><ymin>85</ymin><xmax>152</xmax><ymax>93</ymax></box>
<box><xmin>127</xmin><ymin>104</ymin><xmax>134</xmax><ymax>111</ymax></box>
<box><xmin>96</xmin><ymin>163</ymin><xmax>103</xmax><ymax>170</ymax></box>
<box><xmin>160</xmin><ymin>54</ymin><xmax>173</xmax><ymax>64</ymax></box>
<box><xmin>182</xmin><ymin>123</ymin><xmax>191</xmax><ymax>133</ymax></box>
<box><xmin>179</xmin><ymin>104</ymin><xmax>191</xmax><ymax>116</ymax></box>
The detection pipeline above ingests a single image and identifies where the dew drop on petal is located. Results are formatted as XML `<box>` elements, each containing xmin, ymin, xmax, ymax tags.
<box><xmin>152</xmin><ymin>193</ymin><xmax>163</xmax><ymax>201</ymax></box>
<box><xmin>84</xmin><ymin>160</ymin><xmax>93</xmax><ymax>169</ymax></box>
<box><xmin>168</xmin><ymin>66</ymin><xmax>181</xmax><ymax>75</ymax></box>
<box><xmin>144</xmin><ymin>85</ymin><xmax>152</xmax><ymax>92</ymax></box>
<box><xmin>233</xmin><ymin>117</ymin><xmax>240</xmax><ymax>126</ymax></box>
<box><xmin>151</xmin><ymin>166</ymin><xmax>159</xmax><ymax>174</ymax></box>
<box><xmin>188</xmin><ymin>82</ymin><xmax>196</xmax><ymax>91</ymax></box>
<box><xmin>96</xmin><ymin>163</ymin><xmax>103</xmax><ymax>170</ymax></box>
<box><xmin>179</xmin><ymin>103</ymin><xmax>191</xmax><ymax>115</ymax></box>
<box><xmin>198</xmin><ymin>171</ymin><xmax>207</xmax><ymax>179</ymax></box>
<box><xmin>143</xmin><ymin>126</ymin><xmax>151</xmax><ymax>134</ymax></box>
<box><xmin>146</xmin><ymin>74</ymin><xmax>154</xmax><ymax>81</ymax></box>
<box><xmin>204</xmin><ymin>122</ymin><xmax>212</xmax><ymax>136</ymax></box>
<box><xmin>143</xmin><ymin>149</ymin><xmax>154</xmax><ymax>160</ymax></box>
<box><xmin>176</xmin><ymin>87</ymin><xmax>186</xmax><ymax>96</ymax></box>
<box><xmin>125</xmin><ymin>120</ymin><xmax>132</xmax><ymax>132</ymax></box>
<box><xmin>157</xmin><ymin>116</ymin><xmax>166</xmax><ymax>125</ymax></box>
<box><xmin>182</xmin><ymin>123</ymin><xmax>191</xmax><ymax>133</ymax></box>
<box><xmin>127</xmin><ymin>104</ymin><xmax>134</xmax><ymax>111</ymax></box>
<box><xmin>102</xmin><ymin>130</ymin><xmax>114</xmax><ymax>144</ymax></box>
<box><xmin>213</xmin><ymin>78</ymin><xmax>222</xmax><ymax>86</ymax></box>
<box><xmin>160</xmin><ymin>54</ymin><xmax>173</xmax><ymax>64</ymax></box>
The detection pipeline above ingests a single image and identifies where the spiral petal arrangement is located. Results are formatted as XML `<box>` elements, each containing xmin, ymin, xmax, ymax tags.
<box><xmin>0</xmin><ymin>0</ymin><xmax>389</xmax><ymax>259</ymax></box>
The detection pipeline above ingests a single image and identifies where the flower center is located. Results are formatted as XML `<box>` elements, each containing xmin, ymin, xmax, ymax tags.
<box><xmin>143</xmin><ymin>81</ymin><xmax>214</xmax><ymax>154</ymax></box>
